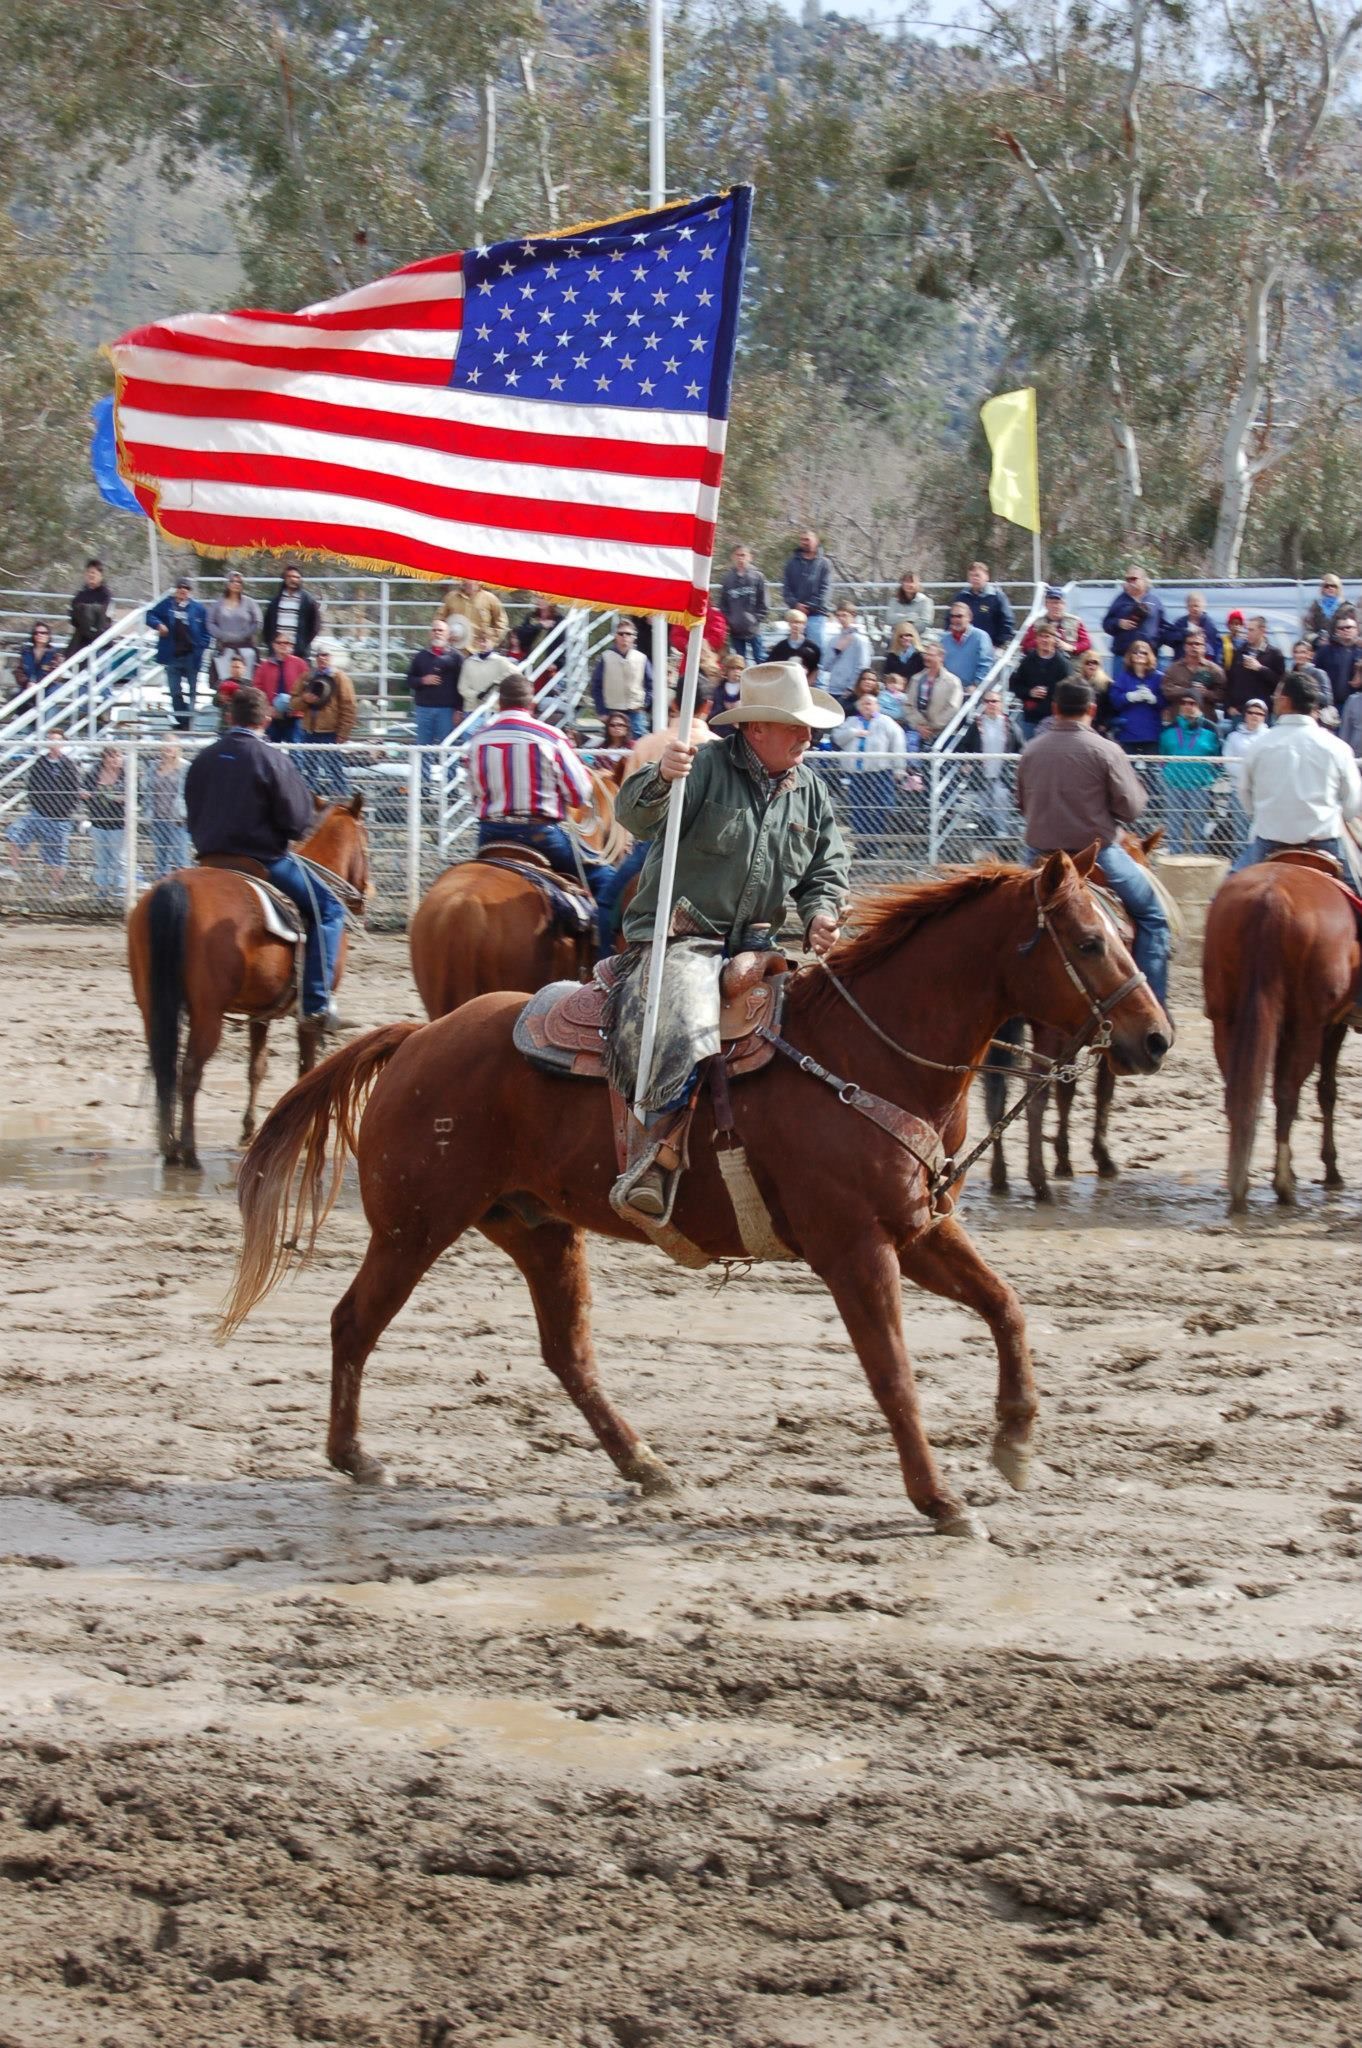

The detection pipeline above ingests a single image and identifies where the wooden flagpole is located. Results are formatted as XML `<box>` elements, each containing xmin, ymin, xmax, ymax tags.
<box><xmin>632</xmin><ymin>617</ymin><xmax>706</xmax><ymax>1119</ymax></box>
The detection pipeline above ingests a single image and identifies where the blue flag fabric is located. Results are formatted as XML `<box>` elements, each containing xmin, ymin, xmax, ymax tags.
<box><xmin>91</xmin><ymin>397</ymin><xmax>146</xmax><ymax>517</ymax></box>
<box><xmin>457</xmin><ymin>189</ymin><xmax>751</xmax><ymax>420</ymax></box>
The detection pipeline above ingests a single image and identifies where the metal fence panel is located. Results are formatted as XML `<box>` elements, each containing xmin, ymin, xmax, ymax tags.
<box><xmin>0</xmin><ymin>740</ymin><xmax>1260</xmax><ymax>930</ymax></box>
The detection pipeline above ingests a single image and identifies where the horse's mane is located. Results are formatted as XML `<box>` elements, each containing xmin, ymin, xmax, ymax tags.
<box><xmin>788</xmin><ymin>862</ymin><xmax>1031</xmax><ymax>1019</ymax></box>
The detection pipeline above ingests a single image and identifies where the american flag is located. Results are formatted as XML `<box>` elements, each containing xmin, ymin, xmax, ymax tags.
<box><xmin>109</xmin><ymin>188</ymin><xmax>752</xmax><ymax>624</ymax></box>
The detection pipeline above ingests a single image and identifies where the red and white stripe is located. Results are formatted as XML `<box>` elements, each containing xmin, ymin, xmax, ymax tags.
<box><xmin>467</xmin><ymin>710</ymin><xmax>595</xmax><ymax>823</ymax></box>
<box><xmin>110</xmin><ymin>254</ymin><xmax>720</xmax><ymax>619</ymax></box>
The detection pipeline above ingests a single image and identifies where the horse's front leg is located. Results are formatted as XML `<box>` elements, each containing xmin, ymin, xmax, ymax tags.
<box><xmin>1052</xmin><ymin>1074</ymin><xmax>1076</xmax><ymax>1179</ymax></box>
<box><xmin>1092</xmin><ymin>1058</ymin><xmax>1118</xmax><ymax>1178</ymax></box>
<box><xmin>815</xmin><ymin>1233</ymin><xmax>985</xmax><ymax>1538</ymax></box>
<box><xmin>899</xmin><ymin>1214</ymin><xmax>1038</xmax><ymax>1494</ymax></box>
<box><xmin>241</xmin><ymin>1020</ymin><xmax>269</xmax><ymax>1145</ymax></box>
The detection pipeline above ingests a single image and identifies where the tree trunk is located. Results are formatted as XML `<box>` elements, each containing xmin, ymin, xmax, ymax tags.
<box><xmin>473</xmin><ymin>76</ymin><xmax>497</xmax><ymax>231</ymax></box>
<box><xmin>1211</xmin><ymin>256</ymin><xmax>1275</xmax><ymax>576</ymax></box>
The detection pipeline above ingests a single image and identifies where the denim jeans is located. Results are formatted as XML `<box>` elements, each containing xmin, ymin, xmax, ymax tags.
<box><xmin>727</xmin><ymin>634</ymin><xmax>767</xmax><ymax>663</ymax></box>
<box><xmin>8</xmin><ymin>813</ymin><xmax>71</xmax><ymax>868</ymax></box>
<box><xmin>478</xmin><ymin>818</ymin><xmax>610</xmax><ymax>892</ymax></box>
<box><xmin>91</xmin><ymin>826</ymin><xmax>124</xmax><ymax>898</ymax></box>
<box><xmin>1162</xmin><ymin>783</ymin><xmax>1212</xmax><ymax>853</ymax></box>
<box><xmin>803</xmin><ymin>614</ymin><xmax>829</xmax><ymax>660</ymax></box>
<box><xmin>595</xmin><ymin>838</ymin><xmax>648</xmax><ymax>951</ymax></box>
<box><xmin>264</xmin><ymin>853</ymin><xmax>346</xmax><ymax>1015</ymax></box>
<box><xmin>413</xmin><ymin>705</ymin><xmax>455</xmax><ymax>749</ymax></box>
<box><xmin>299</xmin><ymin>732</ymin><xmax>349</xmax><ymax>798</ymax></box>
<box><xmin>848</xmin><ymin>770</ymin><xmax>896</xmax><ymax>856</ymax></box>
<box><xmin>150</xmin><ymin>819</ymin><xmax>189</xmax><ymax>878</ymax></box>
<box><xmin>1026</xmin><ymin>841</ymin><xmax>1171</xmax><ymax>1006</ymax></box>
<box><xmin>163</xmin><ymin>655</ymin><xmax>201</xmax><ymax>727</ymax></box>
<box><xmin>1231</xmin><ymin>835</ymin><xmax>1349</xmax><ymax>874</ymax></box>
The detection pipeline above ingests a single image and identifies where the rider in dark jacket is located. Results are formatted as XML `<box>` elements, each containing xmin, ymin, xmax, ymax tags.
<box><xmin>184</xmin><ymin>687</ymin><xmax>345</xmax><ymax>1026</ymax></box>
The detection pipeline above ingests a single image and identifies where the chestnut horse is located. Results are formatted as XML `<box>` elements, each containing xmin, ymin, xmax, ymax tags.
<box><xmin>409</xmin><ymin>768</ymin><xmax>626</xmax><ymax>1018</ymax></box>
<box><xmin>982</xmin><ymin>831</ymin><xmax>1179</xmax><ymax>1199</ymax></box>
<box><xmin>222</xmin><ymin>852</ymin><xmax>1170</xmax><ymax>1538</ymax></box>
<box><xmin>1203</xmin><ymin>860</ymin><xmax>1359</xmax><ymax>1212</ymax></box>
<box><xmin>127</xmin><ymin>798</ymin><xmax>371</xmax><ymax>1170</ymax></box>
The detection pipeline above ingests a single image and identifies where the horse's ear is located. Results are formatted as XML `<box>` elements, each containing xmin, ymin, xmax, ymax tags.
<box><xmin>348</xmin><ymin>791</ymin><xmax>365</xmax><ymax>818</ymax></box>
<box><xmin>313</xmin><ymin>793</ymin><xmax>328</xmax><ymax>812</ymax></box>
<box><xmin>1070</xmin><ymin>840</ymin><xmax>1101</xmax><ymax>880</ymax></box>
<box><xmin>1142</xmin><ymin>827</ymin><xmax>1163</xmax><ymax>855</ymax></box>
<box><xmin>1036</xmin><ymin>849</ymin><xmax>1071</xmax><ymax>903</ymax></box>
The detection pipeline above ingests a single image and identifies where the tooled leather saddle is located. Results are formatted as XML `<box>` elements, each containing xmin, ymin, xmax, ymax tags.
<box><xmin>513</xmin><ymin>949</ymin><xmax>787</xmax><ymax>1083</ymax></box>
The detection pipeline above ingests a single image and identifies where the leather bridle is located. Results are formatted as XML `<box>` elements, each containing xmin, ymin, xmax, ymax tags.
<box><xmin>801</xmin><ymin>873</ymin><xmax>1152</xmax><ymax>1202</ymax></box>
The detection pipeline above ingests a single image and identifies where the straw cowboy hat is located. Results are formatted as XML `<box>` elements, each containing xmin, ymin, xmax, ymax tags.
<box><xmin>709</xmin><ymin>660</ymin><xmax>843</xmax><ymax>730</ymax></box>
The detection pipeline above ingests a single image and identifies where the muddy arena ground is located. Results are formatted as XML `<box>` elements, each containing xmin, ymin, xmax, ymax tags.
<box><xmin>0</xmin><ymin>923</ymin><xmax>1358</xmax><ymax>2048</ymax></box>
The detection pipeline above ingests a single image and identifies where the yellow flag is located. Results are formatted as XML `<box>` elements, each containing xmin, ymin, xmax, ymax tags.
<box><xmin>981</xmin><ymin>387</ymin><xmax>1040</xmax><ymax>534</ymax></box>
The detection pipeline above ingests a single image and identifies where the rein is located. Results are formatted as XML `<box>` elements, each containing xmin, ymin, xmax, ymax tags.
<box><xmin>784</xmin><ymin>875</ymin><xmax>1149</xmax><ymax>1203</ymax></box>
<box><xmin>297</xmin><ymin>851</ymin><xmax>368</xmax><ymax>931</ymax></box>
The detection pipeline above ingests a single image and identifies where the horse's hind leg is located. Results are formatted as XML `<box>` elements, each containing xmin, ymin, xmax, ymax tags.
<box><xmin>178</xmin><ymin>1010</ymin><xmax>222</xmax><ymax>1172</ymax></box>
<box><xmin>981</xmin><ymin>1065</ymin><xmax>1009</xmax><ymax>1193</ymax></box>
<box><xmin>1318</xmin><ymin>1017</ymin><xmax>1347</xmax><ymax>1189</ymax></box>
<box><xmin>480</xmin><ymin>1215</ymin><xmax>676</xmax><ymax>1495</ymax></box>
<box><xmin>1270</xmin><ymin>1035</ymin><xmax>1318</xmax><ymax>1205</ymax></box>
<box><xmin>1091</xmin><ymin>1059</ymin><xmax>1118</xmax><ymax>1178</ymax></box>
<box><xmin>328</xmin><ymin>1233</ymin><xmax>443</xmax><ymax>1482</ymax></box>
<box><xmin>900</xmin><ymin>1216</ymin><xmax>1038</xmax><ymax>1494</ymax></box>
<box><xmin>241</xmin><ymin>1021</ymin><xmax>269</xmax><ymax>1146</ymax></box>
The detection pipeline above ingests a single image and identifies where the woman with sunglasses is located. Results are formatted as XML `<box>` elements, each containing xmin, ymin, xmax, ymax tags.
<box><xmin>11</xmin><ymin>622</ymin><xmax>60</xmax><ymax>700</ymax></box>
<box><xmin>1302</xmin><ymin>574</ymin><xmax>1356</xmax><ymax>651</ymax></box>
<box><xmin>1077</xmin><ymin>650</ymin><xmax>1117</xmax><ymax>736</ymax></box>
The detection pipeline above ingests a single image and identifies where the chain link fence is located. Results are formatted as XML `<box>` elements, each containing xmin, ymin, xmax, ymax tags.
<box><xmin>0</xmin><ymin>739</ymin><xmax>1253</xmax><ymax>930</ymax></box>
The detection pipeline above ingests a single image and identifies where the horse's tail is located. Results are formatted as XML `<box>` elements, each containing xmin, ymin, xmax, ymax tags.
<box><xmin>220</xmin><ymin>1020</ymin><xmax>422</xmax><ymax>1337</ymax></box>
<box><xmin>1225</xmin><ymin>891</ymin><xmax>1287</xmax><ymax>1210</ymax></box>
<box><xmin>146</xmin><ymin>878</ymin><xmax>189</xmax><ymax>1128</ymax></box>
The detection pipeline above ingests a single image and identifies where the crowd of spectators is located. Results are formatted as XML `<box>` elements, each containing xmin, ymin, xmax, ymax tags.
<box><xmin>4</xmin><ymin>542</ymin><xmax>1361</xmax><ymax>888</ymax></box>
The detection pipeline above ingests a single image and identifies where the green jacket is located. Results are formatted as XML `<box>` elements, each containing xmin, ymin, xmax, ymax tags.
<box><xmin>617</xmin><ymin>735</ymin><xmax>850</xmax><ymax>946</ymax></box>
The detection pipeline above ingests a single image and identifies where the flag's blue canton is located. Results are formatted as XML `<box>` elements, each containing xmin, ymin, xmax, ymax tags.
<box><xmin>456</xmin><ymin>197</ymin><xmax>736</xmax><ymax>417</ymax></box>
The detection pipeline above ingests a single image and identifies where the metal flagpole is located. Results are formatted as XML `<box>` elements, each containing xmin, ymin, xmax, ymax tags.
<box><xmin>147</xmin><ymin>518</ymin><xmax>162</xmax><ymax>602</ymax></box>
<box><xmin>648</xmin><ymin>0</ymin><xmax>669</xmax><ymax>734</ymax></box>
<box><xmin>632</xmin><ymin>618</ymin><xmax>704</xmax><ymax>1119</ymax></box>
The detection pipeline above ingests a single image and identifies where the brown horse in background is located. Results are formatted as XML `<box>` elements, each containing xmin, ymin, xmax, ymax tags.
<box><xmin>983</xmin><ymin>830</ymin><xmax>1177</xmax><ymax>1199</ymax></box>
<box><xmin>127</xmin><ymin>799</ymin><xmax>371</xmax><ymax>1170</ymax></box>
<box><xmin>222</xmin><ymin>854</ymin><xmax>1170</xmax><ymax>1540</ymax></box>
<box><xmin>1203</xmin><ymin>860</ymin><xmax>1358</xmax><ymax>1212</ymax></box>
<box><xmin>409</xmin><ymin>768</ymin><xmax>627</xmax><ymax>1018</ymax></box>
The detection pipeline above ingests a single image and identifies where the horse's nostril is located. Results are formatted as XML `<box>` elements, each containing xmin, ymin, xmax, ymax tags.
<box><xmin>1146</xmin><ymin>1030</ymin><xmax>1170</xmax><ymax>1061</ymax></box>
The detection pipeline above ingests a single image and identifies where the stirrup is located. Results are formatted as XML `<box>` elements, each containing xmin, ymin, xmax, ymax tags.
<box><xmin>626</xmin><ymin>1165</ymin><xmax>671</xmax><ymax>1218</ymax></box>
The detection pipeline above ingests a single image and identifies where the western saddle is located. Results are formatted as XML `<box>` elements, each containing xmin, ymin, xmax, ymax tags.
<box><xmin>513</xmin><ymin>947</ymin><xmax>787</xmax><ymax>1084</ymax></box>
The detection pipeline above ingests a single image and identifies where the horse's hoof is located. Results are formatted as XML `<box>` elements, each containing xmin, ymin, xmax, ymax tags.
<box><xmin>990</xmin><ymin>1436</ymin><xmax>1033</xmax><ymax>1492</ymax></box>
<box><xmin>179</xmin><ymin>1152</ymin><xmax>203</xmax><ymax>1173</ymax></box>
<box><xmin>1054</xmin><ymin>1159</ymin><xmax>1074</xmax><ymax>1181</ymax></box>
<box><xmin>1323</xmin><ymin>1169</ymin><xmax>1344</xmax><ymax>1191</ymax></box>
<box><xmin>1273</xmin><ymin>1183</ymin><xmax>1297</xmax><ymax>1207</ymax></box>
<box><xmin>622</xmin><ymin>1447</ymin><xmax>678</xmax><ymax>1496</ymax></box>
<box><xmin>1095</xmin><ymin>1157</ymin><xmax>1119</xmax><ymax>1181</ymax></box>
<box><xmin>989</xmin><ymin>1171</ymin><xmax>1009</xmax><ymax>1196</ymax></box>
<box><xmin>1031</xmin><ymin>1183</ymin><xmax>1053</xmax><ymax>1205</ymax></box>
<box><xmin>332</xmin><ymin>1445</ymin><xmax>386</xmax><ymax>1486</ymax></box>
<box><xmin>933</xmin><ymin>1506</ymin><xmax>990</xmax><ymax>1541</ymax></box>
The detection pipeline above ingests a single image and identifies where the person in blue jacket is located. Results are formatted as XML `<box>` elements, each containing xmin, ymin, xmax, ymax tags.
<box><xmin>1109</xmin><ymin>638</ymin><xmax>1165</xmax><ymax>753</ymax></box>
<box><xmin>1102</xmin><ymin>566</ymin><xmax>1168</xmax><ymax>690</ymax></box>
<box><xmin>1157</xmin><ymin>690</ymin><xmax>1222</xmax><ymax>850</ymax></box>
<box><xmin>147</xmin><ymin>575</ymin><xmax>210</xmax><ymax>731</ymax></box>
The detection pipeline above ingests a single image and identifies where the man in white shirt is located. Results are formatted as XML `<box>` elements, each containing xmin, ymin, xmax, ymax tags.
<box><xmin>1232</xmin><ymin>672</ymin><xmax>1362</xmax><ymax>871</ymax></box>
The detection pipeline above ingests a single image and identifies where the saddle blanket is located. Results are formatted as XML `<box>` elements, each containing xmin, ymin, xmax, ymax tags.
<box><xmin>474</xmin><ymin>854</ymin><xmax>594</xmax><ymax>940</ymax></box>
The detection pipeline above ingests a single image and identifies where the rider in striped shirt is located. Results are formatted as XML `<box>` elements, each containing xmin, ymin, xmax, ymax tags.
<box><xmin>467</xmin><ymin>672</ymin><xmax>613</xmax><ymax>894</ymax></box>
